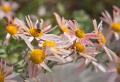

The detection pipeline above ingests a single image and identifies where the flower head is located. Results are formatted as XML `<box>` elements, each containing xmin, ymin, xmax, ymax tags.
<box><xmin>0</xmin><ymin>0</ymin><xmax>18</xmax><ymax>19</ymax></box>
<box><xmin>0</xmin><ymin>59</ymin><xmax>17</xmax><ymax>82</ymax></box>
<box><xmin>30</xmin><ymin>49</ymin><xmax>46</xmax><ymax>64</ymax></box>
<box><xmin>101</xmin><ymin>6</ymin><xmax>120</xmax><ymax>40</ymax></box>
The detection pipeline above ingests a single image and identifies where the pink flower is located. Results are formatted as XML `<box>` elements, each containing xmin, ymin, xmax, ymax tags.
<box><xmin>0</xmin><ymin>0</ymin><xmax>18</xmax><ymax>20</ymax></box>
<box><xmin>101</xmin><ymin>6</ymin><xmax>120</xmax><ymax>41</ymax></box>
<box><xmin>0</xmin><ymin>59</ymin><xmax>17</xmax><ymax>82</ymax></box>
<box><xmin>92</xmin><ymin>19</ymin><xmax>118</xmax><ymax>61</ymax></box>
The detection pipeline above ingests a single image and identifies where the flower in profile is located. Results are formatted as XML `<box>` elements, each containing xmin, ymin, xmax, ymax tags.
<box><xmin>0</xmin><ymin>59</ymin><xmax>17</xmax><ymax>82</ymax></box>
<box><xmin>54</xmin><ymin>13</ymin><xmax>76</xmax><ymax>42</ymax></box>
<box><xmin>92</xmin><ymin>19</ymin><xmax>118</xmax><ymax>61</ymax></box>
<box><xmin>0</xmin><ymin>0</ymin><xmax>18</xmax><ymax>20</ymax></box>
<box><xmin>101</xmin><ymin>6</ymin><xmax>120</xmax><ymax>40</ymax></box>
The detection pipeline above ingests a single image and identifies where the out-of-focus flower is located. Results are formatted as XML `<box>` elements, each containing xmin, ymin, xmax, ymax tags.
<box><xmin>101</xmin><ymin>6</ymin><xmax>120</xmax><ymax>40</ymax></box>
<box><xmin>0</xmin><ymin>59</ymin><xmax>17</xmax><ymax>82</ymax></box>
<box><xmin>0</xmin><ymin>0</ymin><xmax>18</xmax><ymax>20</ymax></box>
<box><xmin>38</xmin><ymin>6</ymin><xmax>46</xmax><ymax>17</ymax></box>
<box><xmin>3</xmin><ymin>16</ymin><xmax>27</xmax><ymax>45</ymax></box>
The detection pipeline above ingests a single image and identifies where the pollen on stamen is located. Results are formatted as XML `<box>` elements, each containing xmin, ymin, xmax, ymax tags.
<box><xmin>75</xmin><ymin>29</ymin><xmax>86</xmax><ymax>38</ymax></box>
<box><xmin>74</xmin><ymin>42</ymin><xmax>85</xmax><ymax>52</ymax></box>
<box><xmin>0</xmin><ymin>69</ymin><xmax>5</xmax><ymax>82</ymax></box>
<box><xmin>29</xmin><ymin>28</ymin><xmax>43</xmax><ymax>37</ymax></box>
<box><xmin>43</xmin><ymin>40</ymin><xmax>56</xmax><ymax>48</ymax></box>
<box><xmin>111</xmin><ymin>23</ymin><xmax>120</xmax><ymax>32</ymax></box>
<box><xmin>6</xmin><ymin>24</ymin><xmax>18</xmax><ymax>35</ymax></box>
<box><xmin>30</xmin><ymin>49</ymin><xmax>46</xmax><ymax>64</ymax></box>
<box><xmin>1</xmin><ymin>5</ymin><xmax>12</xmax><ymax>13</ymax></box>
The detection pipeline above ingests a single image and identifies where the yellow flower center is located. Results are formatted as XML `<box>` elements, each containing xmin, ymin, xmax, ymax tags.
<box><xmin>29</xmin><ymin>28</ymin><xmax>43</xmax><ymax>37</ymax></box>
<box><xmin>43</xmin><ymin>40</ymin><xmax>56</xmax><ymax>48</ymax></box>
<box><xmin>111</xmin><ymin>23</ymin><xmax>120</xmax><ymax>32</ymax></box>
<box><xmin>74</xmin><ymin>42</ymin><xmax>85</xmax><ymax>52</ymax></box>
<box><xmin>1</xmin><ymin>5</ymin><xmax>12</xmax><ymax>13</ymax></box>
<box><xmin>117</xmin><ymin>64</ymin><xmax>120</xmax><ymax>75</ymax></box>
<box><xmin>30</xmin><ymin>49</ymin><xmax>46</xmax><ymax>64</ymax></box>
<box><xmin>98</xmin><ymin>32</ymin><xmax>106</xmax><ymax>45</ymax></box>
<box><xmin>0</xmin><ymin>69</ymin><xmax>4</xmax><ymax>82</ymax></box>
<box><xmin>6</xmin><ymin>24</ymin><xmax>18</xmax><ymax>35</ymax></box>
<box><xmin>61</xmin><ymin>26</ymin><xmax>70</xmax><ymax>33</ymax></box>
<box><xmin>75</xmin><ymin>29</ymin><xmax>85</xmax><ymax>38</ymax></box>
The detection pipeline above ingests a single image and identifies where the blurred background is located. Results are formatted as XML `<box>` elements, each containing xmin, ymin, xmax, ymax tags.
<box><xmin>0</xmin><ymin>0</ymin><xmax>120</xmax><ymax>74</ymax></box>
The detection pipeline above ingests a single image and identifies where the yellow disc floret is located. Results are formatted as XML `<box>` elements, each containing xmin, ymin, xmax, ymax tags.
<box><xmin>1</xmin><ymin>5</ymin><xmax>12</xmax><ymax>13</ymax></box>
<box><xmin>30</xmin><ymin>49</ymin><xmax>46</xmax><ymax>64</ymax></box>
<box><xmin>61</xmin><ymin>26</ymin><xmax>70</xmax><ymax>33</ymax></box>
<box><xmin>75</xmin><ymin>29</ymin><xmax>85</xmax><ymax>38</ymax></box>
<box><xmin>111</xmin><ymin>23</ymin><xmax>120</xmax><ymax>32</ymax></box>
<box><xmin>43</xmin><ymin>40</ymin><xmax>56</xmax><ymax>48</ymax></box>
<box><xmin>0</xmin><ymin>69</ymin><xmax>4</xmax><ymax>82</ymax></box>
<box><xmin>74</xmin><ymin>42</ymin><xmax>85</xmax><ymax>52</ymax></box>
<box><xmin>98</xmin><ymin>32</ymin><xmax>106</xmax><ymax>45</ymax></box>
<box><xmin>29</xmin><ymin>28</ymin><xmax>43</xmax><ymax>37</ymax></box>
<box><xmin>6</xmin><ymin>24</ymin><xmax>18</xmax><ymax>35</ymax></box>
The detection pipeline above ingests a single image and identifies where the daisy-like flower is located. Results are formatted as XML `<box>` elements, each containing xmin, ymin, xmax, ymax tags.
<box><xmin>54</xmin><ymin>13</ymin><xmax>76</xmax><ymax>42</ymax></box>
<box><xmin>67</xmin><ymin>20</ymin><xmax>97</xmax><ymax>46</ymax></box>
<box><xmin>101</xmin><ymin>6</ymin><xmax>120</xmax><ymax>40</ymax></box>
<box><xmin>0</xmin><ymin>59</ymin><xmax>17</xmax><ymax>82</ymax></box>
<box><xmin>0</xmin><ymin>0</ymin><xmax>18</xmax><ymax>20</ymax></box>
<box><xmin>26</xmin><ymin>48</ymin><xmax>52</xmax><ymax>73</ymax></box>
<box><xmin>23</xmin><ymin>15</ymin><xmax>57</xmax><ymax>42</ymax></box>
<box><xmin>73</xmin><ymin>40</ymin><xmax>106</xmax><ymax>72</ymax></box>
<box><xmin>3</xmin><ymin>16</ymin><xmax>27</xmax><ymax>45</ymax></box>
<box><xmin>54</xmin><ymin>13</ymin><xmax>96</xmax><ymax>46</ymax></box>
<box><xmin>42</xmin><ymin>40</ymin><xmax>73</xmax><ymax>63</ymax></box>
<box><xmin>92</xmin><ymin>19</ymin><xmax>118</xmax><ymax>61</ymax></box>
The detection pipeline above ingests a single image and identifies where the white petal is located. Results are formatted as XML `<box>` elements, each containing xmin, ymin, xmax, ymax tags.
<box><xmin>92</xmin><ymin>61</ymin><xmax>106</xmax><ymax>72</ymax></box>
<box><xmin>46</xmin><ymin>56</ymin><xmax>63</xmax><ymax>63</ymax></box>
<box><xmin>114</xmin><ymin>32</ymin><xmax>120</xmax><ymax>40</ymax></box>
<box><xmin>19</xmin><ymin>35</ymin><xmax>34</xmax><ymax>50</ymax></box>
<box><xmin>40</xmin><ymin>62</ymin><xmax>52</xmax><ymax>72</ymax></box>
<box><xmin>5</xmin><ymin>79</ymin><xmax>17</xmax><ymax>82</ymax></box>
<box><xmin>54</xmin><ymin>12</ymin><xmax>62</xmax><ymax>26</ymax></box>
<box><xmin>5</xmin><ymin>73</ymin><xmax>17</xmax><ymax>79</ymax></box>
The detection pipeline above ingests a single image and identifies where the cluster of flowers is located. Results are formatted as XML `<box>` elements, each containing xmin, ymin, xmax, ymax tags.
<box><xmin>0</xmin><ymin>0</ymin><xmax>120</xmax><ymax>82</ymax></box>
